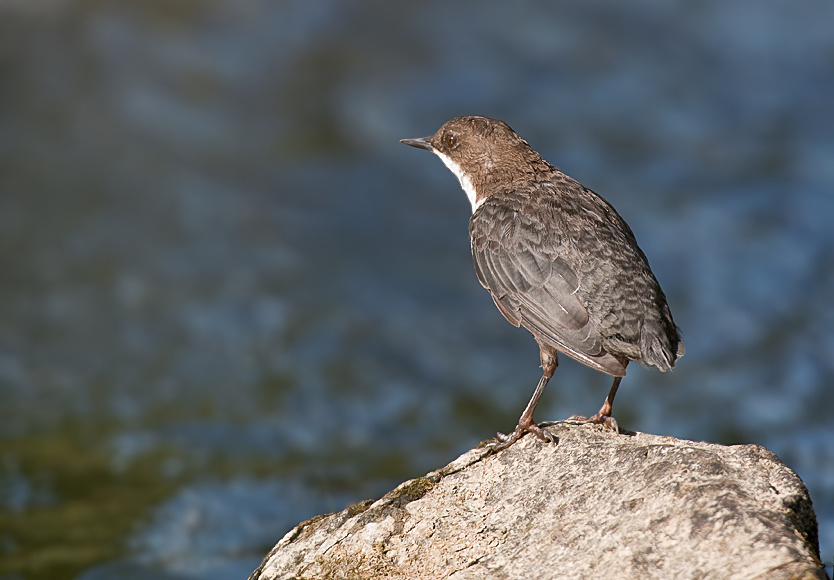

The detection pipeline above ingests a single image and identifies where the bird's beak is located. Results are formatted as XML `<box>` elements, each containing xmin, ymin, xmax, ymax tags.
<box><xmin>400</xmin><ymin>136</ymin><xmax>433</xmax><ymax>151</ymax></box>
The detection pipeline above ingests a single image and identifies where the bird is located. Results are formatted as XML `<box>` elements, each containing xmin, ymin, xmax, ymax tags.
<box><xmin>400</xmin><ymin>116</ymin><xmax>683</xmax><ymax>450</ymax></box>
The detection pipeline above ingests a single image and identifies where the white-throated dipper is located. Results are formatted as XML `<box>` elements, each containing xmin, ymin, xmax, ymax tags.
<box><xmin>401</xmin><ymin>116</ymin><xmax>683</xmax><ymax>450</ymax></box>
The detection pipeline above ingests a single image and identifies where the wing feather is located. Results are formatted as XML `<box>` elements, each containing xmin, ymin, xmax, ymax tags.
<box><xmin>470</xmin><ymin>195</ymin><xmax>627</xmax><ymax>376</ymax></box>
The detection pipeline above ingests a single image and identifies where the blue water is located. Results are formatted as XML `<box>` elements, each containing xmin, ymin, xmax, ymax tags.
<box><xmin>1</xmin><ymin>1</ymin><xmax>832</xmax><ymax>577</ymax></box>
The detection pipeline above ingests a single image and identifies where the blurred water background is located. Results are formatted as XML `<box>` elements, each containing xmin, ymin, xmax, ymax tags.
<box><xmin>1</xmin><ymin>1</ymin><xmax>832</xmax><ymax>578</ymax></box>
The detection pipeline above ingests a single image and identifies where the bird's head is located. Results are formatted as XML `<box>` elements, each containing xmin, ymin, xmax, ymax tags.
<box><xmin>401</xmin><ymin>116</ymin><xmax>545</xmax><ymax>212</ymax></box>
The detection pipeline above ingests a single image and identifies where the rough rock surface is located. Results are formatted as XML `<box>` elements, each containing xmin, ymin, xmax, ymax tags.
<box><xmin>250</xmin><ymin>423</ymin><xmax>828</xmax><ymax>580</ymax></box>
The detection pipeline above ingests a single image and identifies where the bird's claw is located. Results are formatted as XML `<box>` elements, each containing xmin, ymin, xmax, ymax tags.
<box><xmin>567</xmin><ymin>413</ymin><xmax>620</xmax><ymax>434</ymax></box>
<box><xmin>486</xmin><ymin>422</ymin><xmax>557</xmax><ymax>451</ymax></box>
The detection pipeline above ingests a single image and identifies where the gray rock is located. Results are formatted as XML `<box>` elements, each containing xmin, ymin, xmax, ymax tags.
<box><xmin>250</xmin><ymin>423</ymin><xmax>828</xmax><ymax>580</ymax></box>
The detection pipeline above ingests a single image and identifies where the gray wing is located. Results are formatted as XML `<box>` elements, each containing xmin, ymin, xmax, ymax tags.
<box><xmin>470</xmin><ymin>197</ymin><xmax>627</xmax><ymax>376</ymax></box>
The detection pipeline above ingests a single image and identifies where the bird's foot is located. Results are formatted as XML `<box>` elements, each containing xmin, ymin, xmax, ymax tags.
<box><xmin>566</xmin><ymin>412</ymin><xmax>620</xmax><ymax>434</ymax></box>
<box><xmin>486</xmin><ymin>420</ymin><xmax>557</xmax><ymax>451</ymax></box>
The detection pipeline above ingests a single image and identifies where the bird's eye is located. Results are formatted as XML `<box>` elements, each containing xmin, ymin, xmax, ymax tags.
<box><xmin>444</xmin><ymin>133</ymin><xmax>458</xmax><ymax>148</ymax></box>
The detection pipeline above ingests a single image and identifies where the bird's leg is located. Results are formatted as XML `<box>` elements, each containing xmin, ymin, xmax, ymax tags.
<box><xmin>488</xmin><ymin>345</ymin><xmax>558</xmax><ymax>450</ymax></box>
<box><xmin>568</xmin><ymin>361</ymin><xmax>628</xmax><ymax>434</ymax></box>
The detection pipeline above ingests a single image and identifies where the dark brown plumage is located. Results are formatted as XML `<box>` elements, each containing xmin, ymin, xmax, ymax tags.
<box><xmin>401</xmin><ymin>116</ymin><xmax>683</xmax><ymax>449</ymax></box>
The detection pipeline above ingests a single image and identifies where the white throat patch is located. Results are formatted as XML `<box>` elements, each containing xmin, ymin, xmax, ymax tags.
<box><xmin>432</xmin><ymin>150</ymin><xmax>484</xmax><ymax>213</ymax></box>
